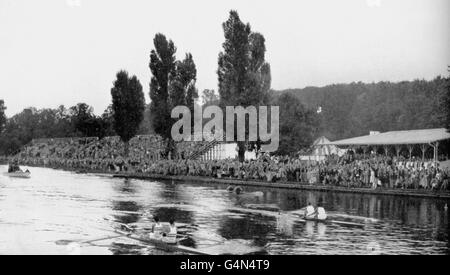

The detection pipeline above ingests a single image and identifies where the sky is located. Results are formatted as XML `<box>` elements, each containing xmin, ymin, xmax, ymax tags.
<box><xmin>0</xmin><ymin>0</ymin><xmax>449</xmax><ymax>116</ymax></box>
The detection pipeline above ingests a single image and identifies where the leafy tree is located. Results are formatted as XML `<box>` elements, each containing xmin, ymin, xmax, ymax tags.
<box><xmin>54</xmin><ymin>105</ymin><xmax>76</xmax><ymax>137</ymax></box>
<box><xmin>97</xmin><ymin>105</ymin><xmax>116</xmax><ymax>138</ymax></box>
<box><xmin>137</xmin><ymin>104</ymin><xmax>155</xmax><ymax>135</ymax></box>
<box><xmin>69</xmin><ymin>103</ymin><xmax>95</xmax><ymax>137</ymax></box>
<box><xmin>149</xmin><ymin>33</ymin><xmax>177</xmax><ymax>157</ymax></box>
<box><xmin>274</xmin><ymin>93</ymin><xmax>319</xmax><ymax>156</ymax></box>
<box><xmin>0</xmin><ymin>108</ymin><xmax>39</xmax><ymax>154</ymax></box>
<box><xmin>218</xmin><ymin>11</ymin><xmax>251</xmax><ymax>108</ymax></box>
<box><xmin>445</xmin><ymin>68</ymin><xmax>450</xmax><ymax>133</ymax></box>
<box><xmin>179</xmin><ymin>53</ymin><xmax>198</xmax><ymax>115</ymax></box>
<box><xmin>201</xmin><ymin>89</ymin><xmax>220</xmax><ymax>106</ymax></box>
<box><xmin>149</xmin><ymin>34</ymin><xmax>198</xmax><ymax>158</ymax></box>
<box><xmin>248</xmin><ymin>32</ymin><xmax>272</xmax><ymax>105</ymax></box>
<box><xmin>217</xmin><ymin>10</ymin><xmax>271</xmax><ymax>161</ymax></box>
<box><xmin>0</xmin><ymin>100</ymin><xmax>6</xmax><ymax>134</ymax></box>
<box><xmin>170</xmin><ymin>53</ymin><xmax>198</xmax><ymax>135</ymax></box>
<box><xmin>111</xmin><ymin>70</ymin><xmax>145</xmax><ymax>155</ymax></box>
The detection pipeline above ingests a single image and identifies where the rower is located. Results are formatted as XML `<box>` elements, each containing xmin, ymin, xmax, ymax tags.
<box><xmin>8</xmin><ymin>162</ymin><xmax>21</xmax><ymax>173</ymax></box>
<box><xmin>165</xmin><ymin>219</ymin><xmax>177</xmax><ymax>244</ymax></box>
<box><xmin>151</xmin><ymin>216</ymin><xmax>164</xmax><ymax>239</ymax></box>
<box><xmin>314</xmin><ymin>202</ymin><xmax>327</xmax><ymax>220</ymax></box>
<box><xmin>304</xmin><ymin>202</ymin><xmax>315</xmax><ymax>219</ymax></box>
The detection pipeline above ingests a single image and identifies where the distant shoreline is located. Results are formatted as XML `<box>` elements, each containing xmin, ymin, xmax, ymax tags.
<box><xmin>3</xmin><ymin>162</ymin><xmax>449</xmax><ymax>199</ymax></box>
<box><xmin>111</xmin><ymin>173</ymin><xmax>450</xmax><ymax>200</ymax></box>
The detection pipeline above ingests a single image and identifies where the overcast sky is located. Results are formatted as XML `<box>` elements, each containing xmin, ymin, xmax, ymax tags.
<box><xmin>0</xmin><ymin>0</ymin><xmax>449</xmax><ymax>116</ymax></box>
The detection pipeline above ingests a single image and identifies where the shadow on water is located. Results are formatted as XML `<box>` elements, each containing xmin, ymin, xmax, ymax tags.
<box><xmin>217</xmin><ymin>215</ymin><xmax>274</xmax><ymax>247</ymax></box>
<box><xmin>111</xmin><ymin>178</ymin><xmax>140</xmax><ymax>194</ymax></box>
<box><xmin>110</xmin><ymin>179</ymin><xmax>143</xmax><ymax>224</ymax></box>
<box><xmin>111</xmin><ymin>201</ymin><xmax>142</xmax><ymax>224</ymax></box>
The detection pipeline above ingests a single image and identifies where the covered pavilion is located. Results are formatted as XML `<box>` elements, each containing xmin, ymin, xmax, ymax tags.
<box><xmin>328</xmin><ymin>128</ymin><xmax>450</xmax><ymax>162</ymax></box>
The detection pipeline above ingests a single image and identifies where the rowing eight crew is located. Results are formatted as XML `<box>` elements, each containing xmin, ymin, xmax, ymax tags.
<box><xmin>304</xmin><ymin>202</ymin><xmax>327</xmax><ymax>220</ymax></box>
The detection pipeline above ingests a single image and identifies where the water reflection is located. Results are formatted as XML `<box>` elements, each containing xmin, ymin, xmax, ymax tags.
<box><xmin>111</xmin><ymin>201</ymin><xmax>142</xmax><ymax>224</ymax></box>
<box><xmin>218</xmin><ymin>216</ymin><xmax>272</xmax><ymax>247</ymax></box>
<box><xmin>0</xmin><ymin>166</ymin><xmax>448</xmax><ymax>254</ymax></box>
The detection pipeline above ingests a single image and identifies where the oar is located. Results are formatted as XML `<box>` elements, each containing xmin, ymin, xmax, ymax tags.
<box><xmin>79</xmin><ymin>234</ymin><xmax>125</xmax><ymax>244</ymax></box>
<box><xmin>176</xmin><ymin>233</ymin><xmax>225</xmax><ymax>244</ymax></box>
<box><xmin>55</xmin><ymin>234</ymin><xmax>124</xmax><ymax>246</ymax></box>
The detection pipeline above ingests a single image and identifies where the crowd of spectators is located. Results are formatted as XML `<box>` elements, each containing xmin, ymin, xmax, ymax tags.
<box><xmin>7</xmin><ymin>136</ymin><xmax>450</xmax><ymax>192</ymax></box>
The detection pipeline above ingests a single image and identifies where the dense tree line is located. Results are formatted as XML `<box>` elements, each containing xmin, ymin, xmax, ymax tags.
<box><xmin>0</xmin><ymin>102</ymin><xmax>153</xmax><ymax>155</ymax></box>
<box><xmin>275</xmin><ymin>76</ymin><xmax>449</xmax><ymax>141</ymax></box>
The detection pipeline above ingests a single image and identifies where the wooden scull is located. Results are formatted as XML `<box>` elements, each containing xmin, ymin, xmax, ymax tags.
<box><xmin>112</xmin><ymin>228</ymin><xmax>212</xmax><ymax>255</ymax></box>
<box><xmin>228</xmin><ymin>207</ymin><xmax>366</xmax><ymax>228</ymax></box>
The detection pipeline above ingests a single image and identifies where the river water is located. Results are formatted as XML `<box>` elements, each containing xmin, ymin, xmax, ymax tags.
<box><xmin>0</xmin><ymin>166</ymin><xmax>448</xmax><ymax>255</ymax></box>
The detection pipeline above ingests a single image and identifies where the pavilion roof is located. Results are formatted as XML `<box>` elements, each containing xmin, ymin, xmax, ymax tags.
<box><xmin>328</xmin><ymin>128</ymin><xmax>450</xmax><ymax>146</ymax></box>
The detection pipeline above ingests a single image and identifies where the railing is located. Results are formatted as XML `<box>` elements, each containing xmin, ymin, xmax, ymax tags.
<box><xmin>187</xmin><ymin>132</ymin><xmax>228</xmax><ymax>160</ymax></box>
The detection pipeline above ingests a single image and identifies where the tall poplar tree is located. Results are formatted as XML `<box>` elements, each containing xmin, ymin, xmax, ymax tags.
<box><xmin>111</xmin><ymin>70</ymin><xmax>145</xmax><ymax>156</ymax></box>
<box><xmin>150</xmin><ymin>34</ymin><xmax>198</xmax><ymax>158</ymax></box>
<box><xmin>149</xmin><ymin>33</ymin><xmax>177</xmax><ymax>157</ymax></box>
<box><xmin>217</xmin><ymin>10</ymin><xmax>272</xmax><ymax>161</ymax></box>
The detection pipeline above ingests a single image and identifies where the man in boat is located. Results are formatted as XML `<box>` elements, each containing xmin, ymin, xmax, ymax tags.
<box><xmin>8</xmin><ymin>162</ymin><xmax>22</xmax><ymax>173</ymax></box>
<box><xmin>314</xmin><ymin>202</ymin><xmax>327</xmax><ymax>220</ymax></box>
<box><xmin>150</xmin><ymin>216</ymin><xmax>164</xmax><ymax>240</ymax></box>
<box><xmin>304</xmin><ymin>202</ymin><xmax>315</xmax><ymax>219</ymax></box>
<box><xmin>164</xmin><ymin>219</ymin><xmax>177</xmax><ymax>244</ymax></box>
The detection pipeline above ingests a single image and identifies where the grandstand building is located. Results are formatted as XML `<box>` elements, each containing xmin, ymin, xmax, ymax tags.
<box><xmin>327</xmin><ymin>128</ymin><xmax>450</xmax><ymax>162</ymax></box>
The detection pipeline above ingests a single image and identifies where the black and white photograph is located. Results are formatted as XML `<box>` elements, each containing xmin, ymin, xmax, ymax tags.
<box><xmin>0</xmin><ymin>0</ymin><xmax>449</xmax><ymax>259</ymax></box>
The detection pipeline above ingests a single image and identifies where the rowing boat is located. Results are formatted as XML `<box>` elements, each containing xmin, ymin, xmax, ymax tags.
<box><xmin>228</xmin><ymin>207</ymin><xmax>366</xmax><ymax>228</ymax></box>
<box><xmin>295</xmin><ymin>216</ymin><xmax>366</xmax><ymax>227</ymax></box>
<box><xmin>3</xmin><ymin>171</ymin><xmax>31</xmax><ymax>178</ymax></box>
<box><xmin>113</xmin><ymin>228</ymin><xmax>211</xmax><ymax>255</ymax></box>
<box><xmin>112</xmin><ymin>224</ymin><xmax>266</xmax><ymax>255</ymax></box>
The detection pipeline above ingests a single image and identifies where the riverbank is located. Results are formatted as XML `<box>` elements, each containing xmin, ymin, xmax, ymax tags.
<box><xmin>4</xmin><ymin>163</ymin><xmax>450</xmax><ymax>199</ymax></box>
<box><xmin>111</xmin><ymin>172</ymin><xmax>450</xmax><ymax>199</ymax></box>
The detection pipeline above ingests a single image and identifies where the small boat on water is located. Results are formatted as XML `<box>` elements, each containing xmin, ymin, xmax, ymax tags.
<box><xmin>292</xmin><ymin>213</ymin><xmax>365</xmax><ymax>228</ymax></box>
<box><xmin>5</xmin><ymin>171</ymin><xmax>31</xmax><ymax>179</ymax></box>
<box><xmin>228</xmin><ymin>206</ymin><xmax>366</xmax><ymax>228</ymax></box>
<box><xmin>112</xmin><ymin>223</ymin><xmax>266</xmax><ymax>255</ymax></box>
<box><xmin>113</xmin><ymin>225</ymin><xmax>211</xmax><ymax>255</ymax></box>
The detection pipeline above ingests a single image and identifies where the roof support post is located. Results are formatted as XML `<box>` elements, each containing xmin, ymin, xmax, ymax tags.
<box><xmin>394</xmin><ymin>145</ymin><xmax>401</xmax><ymax>158</ymax></box>
<box><xmin>420</xmin><ymin>144</ymin><xmax>427</xmax><ymax>161</ymax></box>
<box><xmin>384</xmin><ymin>145</ymin><xmax>389</xmax><ymax>156</ymax></box>
<box><xmin>434</xmin><ymin>142</ymin><xmax>439</xmax><ymax>163</ymax></box>
<box><xmin>408</xmin><ymin>144</ymin><xmax>413</xmax><ymax>159</ymax></box>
